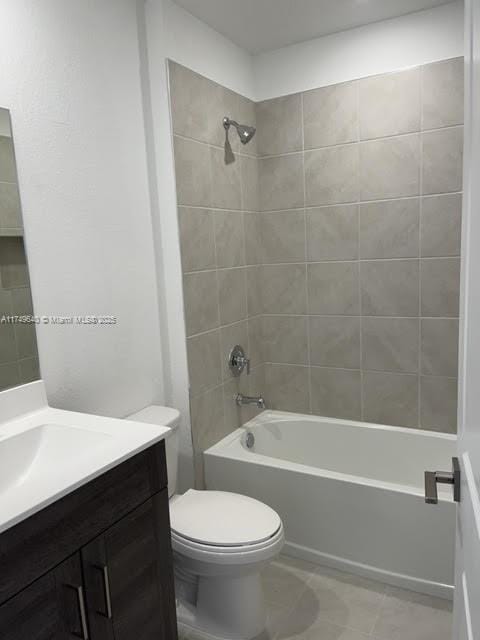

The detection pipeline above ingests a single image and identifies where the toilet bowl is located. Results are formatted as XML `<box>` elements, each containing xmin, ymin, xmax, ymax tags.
<box><xmin>127</xmin><ymin>405</ymin><xmax>284</xmax><ymax>640</ymax></box>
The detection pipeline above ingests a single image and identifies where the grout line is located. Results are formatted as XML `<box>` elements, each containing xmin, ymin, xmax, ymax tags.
<box><xmin>178</xmin><ymin>190</ymin><xmax>463</xmax><ymax>213</ymax></box>
<box><xmin>300</xmin><ymin>92</ymin><xmax>313</xmax><ymax>414</ymax></box>
<box><xmin>356</xmin><ymin>75</ymin><xmax>365</xmax><ymax>422</ymax></box>
<box><xmin>185</xmin><ymin>314</ymin><xmax>461</xmax><ymax>340</ymax></box>
<box><xmin>418</xmin><ymin>71</ymin><xmax>424</xmax><ymax>429</ymax></box>
<box><xmin>255</xmin><ymin>124</ymin><xmax>464</xmax><ymax>160</ymax></box>
<box><xmin>182</xmin><ymin>255</ymin><xmax>461</xmax><ymax>276</ymax></box>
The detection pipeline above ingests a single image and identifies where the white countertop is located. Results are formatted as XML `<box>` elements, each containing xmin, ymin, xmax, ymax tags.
<box><xmin>0</xmin><ymin>381</ymin><xmax>170</xmax><ymax>534</ymax></box>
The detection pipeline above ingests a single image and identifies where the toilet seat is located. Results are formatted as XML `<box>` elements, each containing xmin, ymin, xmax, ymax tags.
<box><xmin>170</xmin><ymin>490</ymin><xmax>284</xmax><ymax>566</ymax></box>
<box><xmin>170</xmin><ymin>489</ymin><xmax>282</xmax><ymax>547</ymax></box>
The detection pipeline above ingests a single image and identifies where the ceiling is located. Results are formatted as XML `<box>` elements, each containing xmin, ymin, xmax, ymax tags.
<box><xmin>172</xmin><ymin>0</ymin><xmax>456</xmax><ymax>54</ymax></box>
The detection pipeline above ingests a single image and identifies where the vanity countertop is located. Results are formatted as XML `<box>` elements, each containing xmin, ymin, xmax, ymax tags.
<box><xmin>0</xmin><ymin>381</ymin><xmax>171</xmax><ymax>534</ymax></box>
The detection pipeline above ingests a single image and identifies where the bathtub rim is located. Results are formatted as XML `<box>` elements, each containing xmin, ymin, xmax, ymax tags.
<box><xmin>205</xmin><ymin>410</ymin><xmax>456</xmax><ymax>500</ymax></box>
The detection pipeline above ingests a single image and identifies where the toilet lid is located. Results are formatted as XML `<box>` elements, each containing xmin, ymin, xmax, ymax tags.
<box><xmin>170</xmin><ymin>490</ymin><xmax>282</xmax><ymax>547</ymax></box>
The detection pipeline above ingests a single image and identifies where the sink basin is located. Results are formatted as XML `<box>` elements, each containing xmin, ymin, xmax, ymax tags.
<box><xmin>0</xmin><ymin>424</ymin><xmax>113</xmax><ymax>494</ymax></box>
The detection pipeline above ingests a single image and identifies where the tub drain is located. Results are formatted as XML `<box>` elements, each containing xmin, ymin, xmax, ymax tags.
<box><xmin>245</xmin><ymin>431</ymin><xmax>255</xmax><ymax>449</ymax></box>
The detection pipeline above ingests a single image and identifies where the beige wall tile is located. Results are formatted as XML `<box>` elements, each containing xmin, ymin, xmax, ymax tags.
<box><xmin>14</xmin><ymin>323</ymin><xmax>38</xmax><ymax>359</ymax></box>
<box><xmin>309</xmin><ymin>316</ymin><xmax>360</xmax><ymax>369</ymax></box>
<box><xmin>421</xmin><ymin>318</ymin><xmax>459</xmax><ymax>376</ymax></box>
<box><xmin>422</xmin><ymin>58</ymin><xmax>464</xmax><ymax>130</ymax></box>
<box><xmin>359</xmin><ymin>199</ymin><xmax>419</xmax><ymax>259</ymax></box>
<box><xmin>420</xmin><ymin>258</ymin><xmax>460</xmax><ymax>317</ymax></box>
<box><xmin>247</xmin><ymin>315</ymin><xmax>265</xmax><ymax>366</ymax></box>
<box><xmin>259</xmin><ymin>154</ymin><xmax>304</xmax><ymax>211</ymax></box>
<box><xmin>261</xmin><ymin>211</ymin><xmax>306</xmax><ymax>263</ymax></box>
<box><xmin>263</xmin><ymin>315</ymin><xmax>308</xmax><ymax>365</ymax></box>
<box><xmin>10</xmin><ymin>287</ymin><xmax>33</xmax><ymax>316</ymax></box>
<box><xmin>265</xmin><ymin>363</ymin><xmax>310</xmax><ymax>413</ymax></box>
<box><xmin>191</xmin><ymin>386</ymin><xmax>226</xmax><ymax>486</ymax></box>
<box><xmin>0</xmin><ymin>289</ymin><xmax>12</xmax><ymax>315</ymax></box>
<box><xmin>359</xmin><ymin>69</ymin><xmax>421</xmax><ymax>140</ymax></box>
<box><xmin>307</xmin><ymin>262</ymin><xmax>359</xmax><ymax>315</ymax></box>
<box><xmin>218</xmin><ymin>268</ymin><xmax>247</xmax><ymax>325</ymax></box>
<box><xmin>173</xmin><ymin>136</ymin><xmax>211</xmax><ymax>207</ymax></box>
<box><xmin>306</xmin><ymin>205</ymin><xmax>358</xmax><ymax>261</ymax></box>
<box><xmin>241</xmin><ymin>155</ymin><xmax>259</xmax><ymax>212</ymax></box>
<box><xmin>421</xmin><ymin>194</ymin><xmax>462</xmax><ymax>257</ymax></box>
<box><xmin>422</xmin><ymin>127</ymin><xmax>463</xmax><ymax>195</ymax></box>
<box><xmin>305</xmin><ymin>145</ymin><xmax>359</xmax><ymax>206</ymax></box>
<box><xmin>310</xmin><ymin>367</ymin><xmax>361</xmax><ymax>420</ymax></box>
<box><xmin>363</xmin><ymin>371</ymin><xmax>418</xmax><ymax>428</ymax></box>
<box><xmin>187</xmin><ymin>330</ymin><xmax>222</xmax><ymax>395</ymax></box>
<box><xmin>420</xmin><ymin>376</ymin><xmax>457</xmax><ymax>433</ymax></box>
<box><xmin>214</xmin><ymin>211</ymin><xmax>245</xmax><ymax>268</ymax></box>
<box><xmin>0</xmin><ymin>362</ymin><xmax>20</xmax><ymax>391</ymax></box>
<box><xmin>178</xmin><ymin>207</ymin><xmax>216</xmax><ymax>272</ymax></box>
<box><xmin>210</xmin><ymin>147</ymin><xmax>242</xmax><ymax>210</ymax></box>
<box><xmin>19</xmin><ymin>357</ymin><xmax>40</xmax><ymax>385</ymax></box>
<box><xmin>0</xmin><ymin>323</ymin><xmax>16</xmax><ymax>363</ymax></box>
<box><xmin>183</xmin><ymin>270</ymin><xmax>219</xmax><ymax>335</ymax></box>
<box><xmin>262</xmin><ymin>264</ymin><xmax>307</xmax><ymax>315</ymax></box>
<box><xmin>246</xmin><ymin>265</ymin><xmax>263</xmax><ymax>316</ymax></box>
<box><xmin>244</xmin><ymin>212</ymin><xmax>263</xmax><ymax>265</ymax></box>
<box><xmin>0</xmin><ymin>183</ymin><xmax>22</xmax><ymax>229</ymax></box>
<box><xmin>360</xmin><ymin>135</ymin><xmax>420</xmax><ymax>200</ymax></box>
<box><xmin>362</xmin><ymin>317</ymin><xmax>419</xmax><ymax>373</ymax></box>
<box><xmin>0</xmin><ymin>136</ymin><xmax>17</xmax><ymax>183</ymax></box>
<box><xmin>256</xmin><ymin>94</ymin><xmax>303</xmax><ymax>156</ymax></box>
<box><xmin>169</xmin><ymin>61</ymin><xmax>212</xmax><ymax>143</ymax></box>
<box><xmin>303</xmin><ymin>81</ymin><xmax>358</xmax><ymax>149</ymax></box>
<box><xmin>361</xmin><ymin>260</ymin><xmax>419</xmax><ymax>317</ymax></box>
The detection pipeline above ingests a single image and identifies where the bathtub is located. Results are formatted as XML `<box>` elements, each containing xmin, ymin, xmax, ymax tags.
<box><xmin>204</xmin><ymin>411</ymin><xmax>456</xmax><ymax>599</ymax></box>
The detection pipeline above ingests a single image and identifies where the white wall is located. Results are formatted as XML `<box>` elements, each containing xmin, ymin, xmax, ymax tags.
<box><xmin>161</xmin><ymin>0</ymin><xmax>255</xmax><ymax>99</ymax></box>
<box><xmin>0</xmin><ymin>0</ymin><xmax>165</xmax><ymax>419</ymax></box>
<box><xmin>255</xmin><ymin>1</ymin><xmax>465</xmax><ymax>100</ymax></box>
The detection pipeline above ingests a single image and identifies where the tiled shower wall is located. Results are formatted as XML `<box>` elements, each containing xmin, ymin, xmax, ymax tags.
<box><xmin>169</xmin><ymin>62</ymin><xmax>264</xmax><ymax>484</ymax></box>
<box><xmin>169</xmin><ymin>58</ymin><xmax>463</xmax><ymax>482</ymax></box>
<box><xmin>254</xmin><ymin>57</ymin><xmax>463</xmax><ymax>435</ymax></box>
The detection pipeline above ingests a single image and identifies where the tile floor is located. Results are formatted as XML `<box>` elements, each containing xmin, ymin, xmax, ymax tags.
<box><xmin>180</xmin><ymin>555</ymin><xmax>453</xmax><ymax>640</ymax></box>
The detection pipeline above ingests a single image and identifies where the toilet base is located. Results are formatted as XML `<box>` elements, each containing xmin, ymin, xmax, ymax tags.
<box><xmin>176</xmin><ymin>571</ymin><xmax>266</xmax><ymax>640</ymax></box>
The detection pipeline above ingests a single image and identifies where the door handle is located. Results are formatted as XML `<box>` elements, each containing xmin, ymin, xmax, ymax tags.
<box><xmin>94</xmin><ymin>564</ymin><xmax>113</xmax><ymax>619</ymax></box>
<box><xmin>425</xmin><ymin>457</ymin><xmax>460</xmax><ymax>504</ymax></box>
<box><xmin>66</xmin><ymin>584</ymin><xmax>89</xmax><ymax>640</ymax></box>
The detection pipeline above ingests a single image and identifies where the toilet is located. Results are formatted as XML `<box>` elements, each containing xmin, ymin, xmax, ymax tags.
<box><xmin>127</xmin><ymin>405</ymin><xmax>284</xmax><ymax>640</ymax></box>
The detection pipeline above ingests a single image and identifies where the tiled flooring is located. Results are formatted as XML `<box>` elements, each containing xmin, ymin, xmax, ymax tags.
<box><xmin>180</xmin><ymin>555</ymin><xmax>453</xmax><ymax>640</ymax></box>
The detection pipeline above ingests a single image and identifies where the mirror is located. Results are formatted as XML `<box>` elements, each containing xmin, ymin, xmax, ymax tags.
<box><xmin>0</xmin><ymin>107</ymin><xmax>40</xmax><ymax>391</ymax></box>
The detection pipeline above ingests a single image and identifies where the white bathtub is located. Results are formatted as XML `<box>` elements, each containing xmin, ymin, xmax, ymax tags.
<box><xmin>204</xmin><ymin>411</ymin><xmax>456</xmax><ymax>599</ymax></box>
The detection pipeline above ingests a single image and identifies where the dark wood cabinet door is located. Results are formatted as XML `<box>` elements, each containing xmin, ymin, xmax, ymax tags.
<box><xmin>82</xmin><ymin>490</ymin><xmax>177</xmax><ymax>640</ymax></box>
<box><xmin>0</xmin><ymin>553</ymin><xmax>89</xmax><ymax>640</ymax></box>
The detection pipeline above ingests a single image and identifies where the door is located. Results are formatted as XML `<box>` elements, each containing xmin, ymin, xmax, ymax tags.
<box><xmin>0</xmin><ymin>553</ymin><xmax>89</xmax><ymax>640</ymax></box>
<box><xmin>453</xmin><ymin>0</ymin><xmax>480</xmax><ymax>637</ymax></box>
<box><xmin>81</xmin><ymin>490</ymin><xmax>177</xmax><ymax>640</ymax></box>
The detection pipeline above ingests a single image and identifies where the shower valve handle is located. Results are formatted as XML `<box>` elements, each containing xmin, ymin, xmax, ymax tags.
<box><xmin>228</xmin><ymin>345</ymin><xmax>250</xmax><ymax>376</ymax></box>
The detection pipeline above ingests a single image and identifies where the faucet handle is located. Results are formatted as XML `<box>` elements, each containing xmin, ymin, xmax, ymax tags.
<box><xmin>228</xmin><ymin>345</ymin><xmax>250</xmax><ymax>377</ymax></box>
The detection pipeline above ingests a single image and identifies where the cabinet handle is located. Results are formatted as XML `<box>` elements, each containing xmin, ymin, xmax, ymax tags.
<box><xmin>66</xmin><ymin>584</ymin><xmax>89</xmax><ymax>640</ymax></box>
<box><xmin>94</xmin><ymin>564</ymin><xmax>113</xmax><ymax>619</ymax></box>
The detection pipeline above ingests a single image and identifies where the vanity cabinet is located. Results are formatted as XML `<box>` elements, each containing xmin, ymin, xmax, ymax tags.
<box><xmin>0</xmin><ymin>442</ymin><xmax>177</xmax><ymax>640</ymax></box>
<box><xmin>0</xmin><ymin>554</ymin><xmax>86</xmax><ymax>640</ymax></box>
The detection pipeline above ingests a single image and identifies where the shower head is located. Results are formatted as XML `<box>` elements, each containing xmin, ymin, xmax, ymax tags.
<box><xmin>223</xmin><ymin>116</ymin><xmax>256</xmax><ymax>145</ymax></box>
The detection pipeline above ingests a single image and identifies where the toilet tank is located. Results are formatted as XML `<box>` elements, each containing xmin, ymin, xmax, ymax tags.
<box><xmin>126</xmin><ymin>405</ymin><xmax>180</xmax><ymax>497</ymax></box>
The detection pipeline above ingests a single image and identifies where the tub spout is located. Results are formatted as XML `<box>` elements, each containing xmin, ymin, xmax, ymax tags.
<box><xmin>235</xmin><ymin>394</ymin><xmax>266</xmax><ymax>409</ymax></box>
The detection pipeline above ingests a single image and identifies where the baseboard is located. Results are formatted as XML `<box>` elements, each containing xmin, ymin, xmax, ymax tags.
<box><xmin>282</xmin><ymin>541</ymin><xmax>454</xmax><ymax>601</ymax></box>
